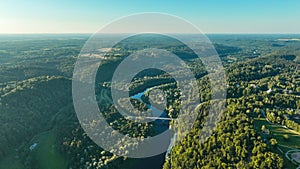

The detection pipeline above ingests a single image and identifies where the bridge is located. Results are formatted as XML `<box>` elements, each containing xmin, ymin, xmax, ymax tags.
<box><xmin>126</xmin><ymin>116</ymin><xmax>173</xmax><ymax>121</ymax></box>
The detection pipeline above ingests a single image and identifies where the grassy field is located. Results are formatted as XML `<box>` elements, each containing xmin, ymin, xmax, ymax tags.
<box><xmin>0</xmin><ymin>123</ymin><xmax>67</xmax><ymax>169</ymax></box>
<box><xmin>254</xmin><ymin>118</ymin><xmax>300</xmax><ymax>148</ymax></box>
<box><xmin>254</xmin><ymin>118</ymin><xmax>300</xmax><ymax>168</ymax></box>
<box><xmin>30</xmin><ymin>129</ymin><xmax>67</xmax><ymax>169</ymax></box>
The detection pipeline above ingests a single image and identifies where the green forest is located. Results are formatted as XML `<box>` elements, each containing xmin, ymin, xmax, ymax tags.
<box><xmin>0</xmin><ymin>34</ymin><xmax>300</xmax><ymax>169</ymax></box>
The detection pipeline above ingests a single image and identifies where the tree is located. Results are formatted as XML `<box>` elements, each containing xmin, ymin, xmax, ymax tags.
<box><xmin>283</xmin><ymin>134</ymin><xmax>289</xmax><ymax>141</ymax></box>
<box><xmin>269</xmin><ymin>138</ymin><xmax>278</xmax><ymax>147</ymax></box>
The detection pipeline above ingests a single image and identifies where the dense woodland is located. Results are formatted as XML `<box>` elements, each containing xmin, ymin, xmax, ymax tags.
<box><xmin>0</xmin><ymin>34</ymin><xmax>300</xmax><ymax>169</ymax></box>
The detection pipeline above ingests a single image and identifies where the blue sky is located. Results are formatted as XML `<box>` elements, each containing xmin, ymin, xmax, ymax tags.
<box><xmin>1</xmin><ymin>0</ymin><xmax>300</xmax><ymax>33</ymax></box>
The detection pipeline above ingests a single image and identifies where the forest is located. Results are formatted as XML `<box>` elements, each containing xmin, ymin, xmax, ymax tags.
<box><xmin>0</xmin><ymin>34</ymin><xmax>300</xmax><ymax>169</ymax></box>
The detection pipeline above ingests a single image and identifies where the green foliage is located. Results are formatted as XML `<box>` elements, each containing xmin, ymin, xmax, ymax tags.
<box><xmin>283</xmin><ymin>134</ymin><xmax>289</xmax><ymax>141</ymax></box>
<box><xmin>1</xmin><ymin>34</ymin><xmax>300</xmax><ymax>168</ymax></box>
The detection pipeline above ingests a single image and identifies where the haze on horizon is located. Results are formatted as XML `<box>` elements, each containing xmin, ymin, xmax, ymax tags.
<box><xmin>1</xmin><ymin>0</ymin><xmax>300</xmax><ymax>34</ymax></box>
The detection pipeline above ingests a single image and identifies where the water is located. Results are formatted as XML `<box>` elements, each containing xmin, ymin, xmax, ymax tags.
<box><xmin>129</xmin><ymin>87</ymin><xmax>172</xmax><ymax>169</ymax></box>
<box><xmin>130</xmin><ymin>88</ymin><xmax>170</xmax><ymax>132</ymax></box>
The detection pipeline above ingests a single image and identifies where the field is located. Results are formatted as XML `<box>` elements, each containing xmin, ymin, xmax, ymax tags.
<box><xmin>0</xmin><ymin>128</ymin><xmax>68</xmax><ymax>169</ymax></box>
<box><xmin>254</xmin><ymin>118</ymin><xmax>300</xmax><ymax>148</ymax></box>
<box><xmin>29</xmin><ymin>129</ymin><xmax>67</xmax><ymax>169</ymax></box>
<box><xmin>254</xmin><ymin>118</ymin><xmax>300</xmax><ymax>168</ymax></box>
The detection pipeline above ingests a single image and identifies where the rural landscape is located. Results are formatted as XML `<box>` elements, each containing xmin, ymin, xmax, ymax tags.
<box><xmin>0</xmin><ymin>33</ymin><xmax>300</xmax><ymax>168</ymax></box>
<box><xmin>1</xmin><ymin>0</ymin><xmax>300</xmax><ymax>168</ymax></box>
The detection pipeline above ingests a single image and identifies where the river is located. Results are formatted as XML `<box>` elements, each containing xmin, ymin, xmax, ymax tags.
<box><xmin>129</xmin><ymin>87</ymin><xmax>175</xmax><ymax>169</ymax></box>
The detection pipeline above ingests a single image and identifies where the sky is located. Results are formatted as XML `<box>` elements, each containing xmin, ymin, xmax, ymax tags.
<box><xmin>0</xmin><ymin>0</ymin><xmax>300</xmax><ymax>34</ymax></box>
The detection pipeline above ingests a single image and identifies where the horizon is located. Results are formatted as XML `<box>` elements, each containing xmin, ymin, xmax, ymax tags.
<box><xmin>1</xmin><ymin>32</ymin><xmax>300</xmax><ymax>36</ymax></box>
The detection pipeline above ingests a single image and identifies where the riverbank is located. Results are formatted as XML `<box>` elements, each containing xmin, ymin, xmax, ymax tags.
<box><xmin>128</xmin><ymin>87</ymin><xmax>173</xmax><ymax>169</ymax></box>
